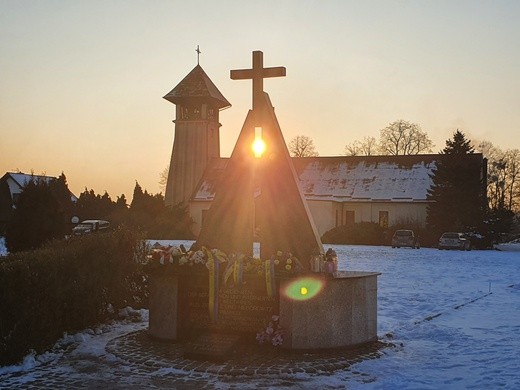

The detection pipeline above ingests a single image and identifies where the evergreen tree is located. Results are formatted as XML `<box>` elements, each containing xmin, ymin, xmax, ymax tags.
<box><xmin>127</xmin><ymin>182</ymin><xmax>193</xmax><ymax>238</ymax></box>
<box><xmin>115</xmin><ymin>194</ymin><xmax>128</xmax><ymax>209</ymax></box>
<box><xmin>130</xmin><ymin>181</ymin><xmax>144</xmax><ymax>210</ymax></box>
<box><xmin>427</xmin><ymin>130</ymin><xmax>486</xmax><ymax>235</ymax></box>
<box><xmin>75</xmin><ymin>188</ymin><xmax>116</xmax><ymax>220</ymax></box>
<box><xmin>49</xmin><ymin>172</ymin><xmax>75</xmax><ymax>234</ymax></box>
<box><xmin>6</xmin><ymin>179</ymin><xmax>66</xmax><ymax>252</ymax></box>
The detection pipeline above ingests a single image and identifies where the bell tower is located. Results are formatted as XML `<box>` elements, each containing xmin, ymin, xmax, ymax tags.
<box><xmin>163</xmin><ymin>63</ymin><xmax>231</xmax><ymax>206</ymax></box>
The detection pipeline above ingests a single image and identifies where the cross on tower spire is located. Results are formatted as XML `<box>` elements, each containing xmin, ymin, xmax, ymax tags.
<box><xmin>196</xmin><ymin>45</ymin><xmax>201</xmax><ymax>65</ymax></box>
<box><xmin>230</xmin><ymin>51</ymin><xmax>286</xmax><ymax>111</ymax></box>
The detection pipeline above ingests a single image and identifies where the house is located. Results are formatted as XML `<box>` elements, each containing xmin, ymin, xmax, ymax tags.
<box><xmin>0</xmin><ymin>172</ymin><xmax>78</xmax><ymax>231</ymax></box>
<box><xmin>188</xmin><ymin>154</ymin><xmax>486</xmax><ymax>237</ymax></box>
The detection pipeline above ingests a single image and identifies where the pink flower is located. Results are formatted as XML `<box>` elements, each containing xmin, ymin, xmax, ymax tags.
<box><xmin>271</xmin><ymin>333</ymin><xmax>283</xmax><ymax>346</ymax></box>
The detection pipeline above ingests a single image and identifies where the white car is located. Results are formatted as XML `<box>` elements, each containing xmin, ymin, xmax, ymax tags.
<box><xmin>72</xmin><ymin>220</ymin><xmax>110</xmax><ymax>235</ymax></box>
<box><xmin>438</xmin><ymin>232</ymin><xmax>471</xmax><ymax>251</ymax></box>
<box><xmin>391</xmin><ymin>230</ymin><xmax>420</xmax><ymax>249</ymax></box>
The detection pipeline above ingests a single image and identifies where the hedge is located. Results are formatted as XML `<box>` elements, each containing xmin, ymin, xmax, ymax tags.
<box><xmin>0</xmin><ymin>226</ymin><xmax>148</xmax><ymax>366</ymax></box>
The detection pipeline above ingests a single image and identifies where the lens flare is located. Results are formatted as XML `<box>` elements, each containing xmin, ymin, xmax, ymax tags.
<box><xmin>252</xmin><ymin>138</ymin><xmax>266</xmax><ymax>158</ymax></box>
<box><xmin>284</xmin><ymin>277</ymin><xmax>323</xmax><ymax>301</ymax></box>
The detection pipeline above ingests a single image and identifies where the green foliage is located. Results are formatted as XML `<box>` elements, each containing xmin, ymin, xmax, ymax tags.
<box><xmin>6</xmin><ymin>179</ymin><xmax>70</xmax><ymax>252</ymax></box>
<box><xmin>321</xmin><ymin>222</ymin><xmax>385</xmax><ymax>245</ymax></box>
<box><xmin>427</xmin><ymin>130</ymin><xmax>486</xmax><ymax>236</ymax></box>
<box><xmin>75</xmin><ymin>182</ymin><xmax>194</xmax><ymax>239</ymax></box>
<box><xmin>0</xmin><ymin>226</ymin><xmax>148</xmax><ymax>366</ymax></box>
<box><xmin>6</xmin><ymin>178</ymin><xmax>192</xmax><ymax>252</ymax></box>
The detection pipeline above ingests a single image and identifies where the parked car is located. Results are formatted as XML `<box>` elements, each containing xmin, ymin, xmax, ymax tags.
<box><xmin>438</xmin><ymin>232</ymin><xmax>471</xmax><ymax>250</ymax></box>
<box><xmin>391</xmin><ymin>229</ymin><xmax>420</xmax><ymax>249</ymax></box>
<box><xmin>72</xmin><ymin>220</ymin><xmax>110</xmax><ymax>235</ymax></box>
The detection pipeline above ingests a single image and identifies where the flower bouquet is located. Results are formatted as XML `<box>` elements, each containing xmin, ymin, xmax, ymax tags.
<box><xmin>256</xmin><ymin>315</ymin><xmax>284</xmax><ymax>347</ymax></box>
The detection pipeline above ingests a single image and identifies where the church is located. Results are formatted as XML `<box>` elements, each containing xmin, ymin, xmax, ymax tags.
<box><xmin>162</xmin><ymin>60</ymin><xmax>486</xmax><ymax>238</ymax></box>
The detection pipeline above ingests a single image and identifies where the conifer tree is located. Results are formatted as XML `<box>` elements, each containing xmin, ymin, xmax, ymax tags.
<box><xmin>427</xmin><ymin>130</ymin><xmax>486</xmax><ymax>235</ymax></box>
<box><xmin>6</xmin><ymin>179</ymin><xmax>65</xmax><ymax>252</ymax></box>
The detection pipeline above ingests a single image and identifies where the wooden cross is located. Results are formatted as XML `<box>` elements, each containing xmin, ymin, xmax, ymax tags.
<box><xmin>230</xmin><ymin>51</ymin><xmax>286</xmax><ymax>111</ymax></box>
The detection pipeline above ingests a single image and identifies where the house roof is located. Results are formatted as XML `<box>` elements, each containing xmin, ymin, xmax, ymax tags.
<box><xmin>6</xmin><ymin>173</ymin><xmax>55</xmax><ymax>190</ymax></box>
<box><xmin>192</xmin><ymin>154</ymin><xmax>443</xmax><ymax>203</ymax></box>
<box><xmin>191</xmin><ymin>158</ymin><xmax>229</xmax><ymax>201</ymax></box>
<box><xmin>1</xmin><ymin>172</ymin><xmax>78</xmax><ymax>202</ymax></box>
<box><xmin>163</xmin><ymin>65</ymin><xmax>231</xmax><ymax>110</ymax></box>
<box><xmin>292</xmin><ymin>155</ymin><xmax>437</xmax><ymax>202</ymax></box>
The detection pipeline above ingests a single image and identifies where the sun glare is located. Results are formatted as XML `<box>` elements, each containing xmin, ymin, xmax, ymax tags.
<box><xmin>252</xmin><ymin>138</ymin><xmax>266</xmax><ymax>158</ymax></box>
<box><xmin>252</xmin><ymin>126</ymin><xmax>266</xmax><ymax>158</ymax></box>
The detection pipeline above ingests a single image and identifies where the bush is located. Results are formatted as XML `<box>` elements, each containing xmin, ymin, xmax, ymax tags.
<box><xmin>321</xmin><ymin>222</ymin><xmax>385</xmax><ymax>245</ymax></box>
<box><xmin>0</xmin><ymin>226</ymin><xmax>148</xmax><ymax>366</ymax></box>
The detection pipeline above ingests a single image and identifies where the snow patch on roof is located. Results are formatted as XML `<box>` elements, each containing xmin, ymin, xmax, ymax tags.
<box><xmin>297</xmin><ymin>159</ymin><xmax>436</xmax><ymax>201</ymax></box>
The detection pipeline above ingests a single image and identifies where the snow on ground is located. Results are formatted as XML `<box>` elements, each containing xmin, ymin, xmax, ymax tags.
<box><xmin>1</xmin><ymin>243</ymin><xmax>519</xmax><ymax>389</ymax></box>
<box><xmin>335</xmin><ymin>245</ymin><xmax>520</xmax><ymax>389</ymax></box>
<box><xmin>0</xmin><ymin>237</ymin><xmax>7</xmax><ymax>256</ymax></box>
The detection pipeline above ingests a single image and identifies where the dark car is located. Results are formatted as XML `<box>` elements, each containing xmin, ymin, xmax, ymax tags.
<box><xmin>391</xmin><ymin>230</ymin><xmax>420</xmax><ymax>249</ymax></box>
<box><xmin>438</xmin><ymin>232</ymin><xmax>471</xmax><ymax>250</ymax></box>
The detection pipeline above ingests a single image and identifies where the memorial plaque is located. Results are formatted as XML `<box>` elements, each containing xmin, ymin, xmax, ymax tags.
<box><xmin>184</xmin><ymin>332</ymin><xmax>242</xmax><ymax>361</ymax></box>
<box><xmin>178</xmin><ymin>273</ymin><xmax>278</xmax><ymax>336</ymax></box>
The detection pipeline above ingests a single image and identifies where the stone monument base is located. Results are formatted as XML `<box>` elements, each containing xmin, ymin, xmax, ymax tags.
<box><xmin>148</xmin><ymin>270</ymin><xmax>380</xmax><ymax>351</ymax></box>
<box><xmin>148</xmin><ymin>272</ymin><xmax>178</xmax><ymax>341</ymax></box>
<box><xmin>279</xmin><ymin>271</ymin><xmax>380</xmax><ymax>349</ymax></box>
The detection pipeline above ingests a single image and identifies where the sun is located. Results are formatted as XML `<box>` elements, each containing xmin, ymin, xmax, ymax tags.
<box><xmin>252</xmin><ymin>138</ymin><xmax>266</xmax><ymax>158</ymax></box>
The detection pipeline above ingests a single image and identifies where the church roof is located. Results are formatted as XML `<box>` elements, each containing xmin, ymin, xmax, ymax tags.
<box><xmin>163</xmin><ymin>65</ymin><xmax>231</xmax><ymax>109</ymax></box>
<box><xmin>192</xmin><ymin>155</ymin><xmax>443</xmax><ymax>203</ymax></box>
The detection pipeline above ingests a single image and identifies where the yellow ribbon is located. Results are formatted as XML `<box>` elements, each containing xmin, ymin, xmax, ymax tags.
<box><xmin>265</xmin><ymin>258</ymin><xmax>275</xmax><ymax>298</ymax></box>
<box><xmin>204</xmin><ymin>247</ymin><xmax>218</xmax><ymax>323</ymax></box>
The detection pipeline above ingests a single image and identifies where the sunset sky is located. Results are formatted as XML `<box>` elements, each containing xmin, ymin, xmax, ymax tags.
<box><xmin>1</xmin><ymin>1</ymin><xmax>519</xmax><ymax>200</ymax></box>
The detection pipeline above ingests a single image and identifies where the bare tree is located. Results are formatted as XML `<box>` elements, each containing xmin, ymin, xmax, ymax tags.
<box><xmin>504</xmin><ymin>149</ymin><xmax>520</xmax><ymax>212</ymax></box>
<box><xmin>288</xmin><ymin>135</ymin><xmax>319</xmax><ymax>157</ymax></box>
<box><xmin>475</xmin><ymin>140</ymin><xmax>520</xmax><ymax>212</ymax></box>
<box><xmin>159</xmin><ymin>165</ymin><xmax>169</xmax><ymax>193</ymax></box>
<box><xmin>344</xmin><ymin>140</ymin><xmax>361</xmax><ymax>156</ymax></box>
<box><xmin>379</xmin><ymin>120</ymin><xmax>433</xmax><ymax>155</ymax></box>
<box><xmin>344</xmin><ymin>136</ymin><xmax>378</xmax><ymax>156</ymax></box>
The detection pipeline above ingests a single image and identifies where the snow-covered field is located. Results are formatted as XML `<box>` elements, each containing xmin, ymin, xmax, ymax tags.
<box><xmin>1</xmin><ymin>242</ymin><xmax>519</xmax><ymax>389</ymax></box>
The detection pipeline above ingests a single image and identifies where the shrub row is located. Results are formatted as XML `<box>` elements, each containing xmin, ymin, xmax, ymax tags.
<box><xmin>0</xmin><ymin>226</ymin><xmax>148</xmax><ymax>366</ymax></box>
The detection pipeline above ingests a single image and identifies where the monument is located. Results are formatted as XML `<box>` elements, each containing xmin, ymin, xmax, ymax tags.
<box><xmin>149</xmin><ymin>50</ymin><xmax>380</xmax><ymax>356</ymax></box>
<box><xmin>196</xmin><ymin>50</ymin><xmax>323</xmax><ymax>262</ymax></box>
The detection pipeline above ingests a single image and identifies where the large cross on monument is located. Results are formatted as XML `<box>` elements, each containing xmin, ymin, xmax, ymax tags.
<box><xmin>230</xmin><ymin>51</ymin><xmax>286</xmax><ymax>112</ymax></box>
<box><xmin>196</xmin><ymin>51</ymin><xmax>323</xmax><ymax>265</ymax></box>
